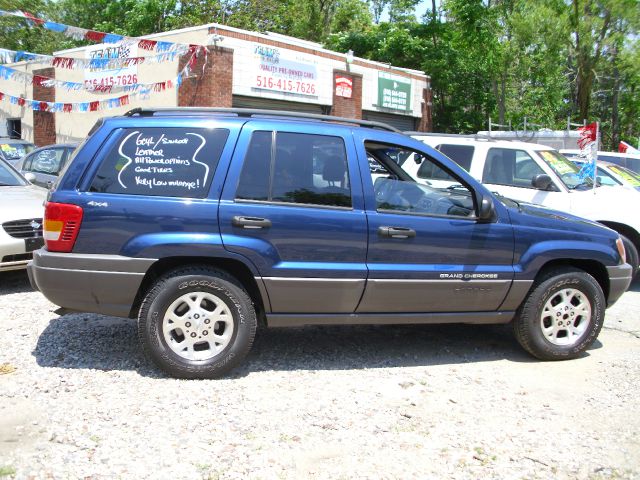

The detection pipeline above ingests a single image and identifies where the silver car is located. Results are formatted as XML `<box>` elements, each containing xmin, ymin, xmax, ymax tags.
<box><xmin>0</xmin><ymin>159</ymin><xmax>47</xmax><ymax>271</ymax></box>
<box><xmin>14</xmin><ymin>143</ymin><xmax>78</xmax><ymax>189</ymax></box>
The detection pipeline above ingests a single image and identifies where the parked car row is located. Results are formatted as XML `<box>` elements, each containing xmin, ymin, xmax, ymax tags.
<box><xmin>0</xmin><ymin>141</ymin><xmax>77</xmax><ymax>272</ymax></box>
<box><xmin>14</xmin><ymin>143</ymin><xmax>78</xmax><ymax>189</ymax></box>
<box><xmin>564</xmin><ymin>156</ymin><xmax>640</xmax><ymax>192</ymax></box>
<box><xmin>560</xmin><ymin>149</ymin><xmax>640</xmax><ymax>175</ymax></box>
<box><xmin>404</xmin><ymin>134</ymin><xmax>640</xmax><ymax>278</ymax></box>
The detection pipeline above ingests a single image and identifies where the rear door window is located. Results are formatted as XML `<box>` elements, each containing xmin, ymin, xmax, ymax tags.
<box><xmin>90</xmin><ymin>127</ymin><xmax>229</xmax><ymax>198</ymax></box>
<box><xmin>236</xmin><ymin>131</ymin><xmax>351</xmax><ymax>208</ymax></box>
<box><xmin>436</xmin><ymin>144</ymin><xmax>474</xmax><ymax>171</ymax></box>
<box><xmin>483</xmin><ymin>148</ymin><xmax>545</xmax><ymax>187</ymax></box>
<box><xmin>417</xmin><ymin>157</ymin><xmax>455</xmax><ymax>181</ymax></box>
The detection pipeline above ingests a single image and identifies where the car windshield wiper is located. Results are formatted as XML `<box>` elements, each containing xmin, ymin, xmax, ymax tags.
<box><xmin>493</xmin><ymin>192</ymin><xmax>520</xmax><ymax>208</ymax></box>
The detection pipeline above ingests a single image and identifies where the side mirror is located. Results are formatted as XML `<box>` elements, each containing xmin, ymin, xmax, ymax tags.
<box><xmin>477</xmin><ymin>195</ymin><xmax>497</xmax><ymax>222</ymax></box>
<box><xmin>531</xmin><ymin>174</ymin><xmax>553</xmax><ymax>191</ymax></box>
<box><xmin>24</xmin><ymin>172</ymin><xmax>36</xmax><ymax>182</ymax></box>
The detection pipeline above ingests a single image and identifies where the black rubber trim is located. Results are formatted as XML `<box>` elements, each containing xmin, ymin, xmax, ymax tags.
<box><xmin>267</xmin><ymin>311</ymin><xmax>515</xmax><ymax>327</ymax></box>
<box><xmin>29</xmin><ymin>250</ymin><xmax>156</xmax><ymax>317</ymax></box>
<box><xmin>606</xmin><ymin>264</ymin><xmax>633</xmax><ymax>306</ymax></box>
<box><xmin>30</xmin><ymin>249</ymin><xmax>156</xmax><ymax>272</ymax></box>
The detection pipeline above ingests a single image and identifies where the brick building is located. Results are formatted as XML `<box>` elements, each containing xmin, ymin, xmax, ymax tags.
<box><xmin>0</xmin><ymin>24</ymin><xmax>432</xmax><ymax>145</ymax></box>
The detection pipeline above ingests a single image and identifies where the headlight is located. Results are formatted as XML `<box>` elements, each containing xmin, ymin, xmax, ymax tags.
<box><xmin>616</xmin><ymin>237</ymin><xmax>626</xmax><ymax>264</ymax></box>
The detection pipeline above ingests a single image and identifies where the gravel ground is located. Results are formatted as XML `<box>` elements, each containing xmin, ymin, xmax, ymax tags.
<box><xmin>0</xmin><ymin>270</ymin><xmax>639</xmax><ymax>480</ymax></box>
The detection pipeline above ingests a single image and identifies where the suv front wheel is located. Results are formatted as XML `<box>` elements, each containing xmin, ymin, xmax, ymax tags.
<box><xmin>513</xmin><ymin>267</ymin><xmax>605</xmax><ymax>360</ymax></box>
<box><xmin>138</xmin><ymin>267</ymin><xmax>257</xmax><ymax>379</ymax></box>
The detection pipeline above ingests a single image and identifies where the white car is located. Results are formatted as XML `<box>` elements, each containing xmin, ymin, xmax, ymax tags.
<box><xmin>565</xmin><ymin>156</ymin><xmax>640</xmax><ymax>193</ymax></box>
<box><xmin>560</xmin><ymin>149</ymin><xmax>640</xmax><ymax>175</ymax></box>
<box><xmin>0</xmin><ymin>159</ymin><xmax>47</xmax><ymax>271</ymax></box>
<box><xmin>407</xmin><ymin>134</ymin><xmax>640</xmax><ymax>277</ymax></box>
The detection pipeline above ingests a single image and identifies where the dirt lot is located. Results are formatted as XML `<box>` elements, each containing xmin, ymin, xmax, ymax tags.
<box><xmin>0</xmin><ymin>270</ymin><xmax>639</xmax><ymax>480</ymax></box>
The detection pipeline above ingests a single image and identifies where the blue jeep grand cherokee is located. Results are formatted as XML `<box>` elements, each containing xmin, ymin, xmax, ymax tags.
<box><xmin>28</xmin><ymin>108</ymin><xmax>632</xmax><ymax>378</ymax></box>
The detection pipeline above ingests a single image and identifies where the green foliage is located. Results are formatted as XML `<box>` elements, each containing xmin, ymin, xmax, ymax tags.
<box><xmin>0</xmin><ymin>0</ymin><xmax>75</xmax><ymax>54</ymax></box>
<box><xmin>0</xmin><ymin>465</ymin><xmax>16</xmax><ymax>478</ymax></box>
<box><xmin>332</xmin><ymin>0</ymin><xmax>639</xmax><ymax>138</ymax></box>
<box><xmin>0</xmin><ymin>0</ymin><xmax>637</xmax><ymax>142</ymax></box>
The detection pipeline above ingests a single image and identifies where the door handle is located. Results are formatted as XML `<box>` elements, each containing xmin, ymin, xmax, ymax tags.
<box><xmin>232</xmin><ymin>216</ymin><xmax>272</xmax><ymax>229</ymax></box>
<box><xmin>378</xmin><ymin>226</ymin><xmax>416</xmax><ymax>239</ymax></box>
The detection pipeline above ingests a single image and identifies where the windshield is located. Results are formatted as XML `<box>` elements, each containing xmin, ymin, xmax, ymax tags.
<box><xmin>609</xmin><ymin>165</ymin><xmax>640</xmax><ymax>188</ymax></box>
<box><xmin>589</xmin><ymin>166</ymin><xmax>620</xmax><ymax>186</ymax></box>
<box><xmin>538</xmin><ymin>150</ymin><xmax>594</xmax><ymax>189</ymax></box>
<box><xmin>0</xmin><ymin>159</ymin><xmax>28</xmax><ymax>186</ymax></box>
<box><xmin>0</xmin><ymin>142</ymin><xmax>35</xmax><ymax>160</ymax></box>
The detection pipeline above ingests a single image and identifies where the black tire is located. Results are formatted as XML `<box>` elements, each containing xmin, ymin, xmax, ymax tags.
<box><xmin>138</xmin><ymin>267</ymin><xmax>257</xmax><ymax>379</ymax></box>
<box><xmin>620</xmin><ymin>234</ymin><xmax>639</xmax><ymax>279</ymax></box>
<box><xmin>513</xmin><ymin>267</ymin><xmax>605</xmax><ymax>361</ymax></box>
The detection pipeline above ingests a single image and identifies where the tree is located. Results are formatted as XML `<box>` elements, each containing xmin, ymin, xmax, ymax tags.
<box><xmin>0</xmin><ymin>0</ymin><xmax>73</xmax><ymax>54</ymax></box>
<box><xmin>369</xmin><ymin>0</ymin><xmax>389</xmax><ymax>23</ymax></box>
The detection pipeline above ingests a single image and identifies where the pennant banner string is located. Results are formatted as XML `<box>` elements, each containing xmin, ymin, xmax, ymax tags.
<box><xmin>1</xmin><ymin>88</ymin><xmax>136</xmax><ymax>113</ymax></box>
<box><xmin>0</xmin><ymin>9</ymin><xmax>211</xmax><ymax>112</ymax></box>
<box><xmin>0</xmin><ymin>46</ymin><xmax>192</xmax><ymax>70</ymax></box>
<box><xmin>0</xmin><ymin>9</ymin><xmax>203</xmax><ymax>53</ymax></box>
<box><xmin>0</xmin><ymin>45</ymin><xmax>203</xmax><ymax>93</ymax></box>
<box><xmin>0</xmin><ymin>49</ymin><xmax>208</xmax><ymax>112</ymax></box>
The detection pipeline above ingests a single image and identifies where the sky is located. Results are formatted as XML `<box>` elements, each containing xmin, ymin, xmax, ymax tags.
<box><xmin>379</xmin><ymin>0</ymin><xmax>440</xmax><ymax>23</ymax></box>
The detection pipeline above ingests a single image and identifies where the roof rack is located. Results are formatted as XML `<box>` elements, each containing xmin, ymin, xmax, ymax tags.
<box><xmin>123</xmin><ymin>107</ymin><xmax>401</xmax><ymax>133</ymax></box>
<box><xmin>404</xmin><ymin>131</ymin><xmax>496</xmax><ymax>140</ymax></box>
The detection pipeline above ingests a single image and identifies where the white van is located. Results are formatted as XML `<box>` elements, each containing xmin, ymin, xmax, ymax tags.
<box><xmin>407</xmin><ymin>134</ymin><xmax>640</xmax><ymax>276</ymax></box>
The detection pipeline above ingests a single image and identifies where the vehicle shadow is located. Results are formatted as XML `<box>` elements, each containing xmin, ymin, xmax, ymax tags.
<box><xmin>0</xmin><ymin>270</ymin><xmax>35</xmax><ymax>295</ymax></box>
<box><xmin>33</xmin><ymin>312</ymin><xmax>599</xmax><ymax>379</ymax></box>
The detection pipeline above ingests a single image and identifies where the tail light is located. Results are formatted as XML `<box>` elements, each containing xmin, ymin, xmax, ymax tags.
<box><xmin>616</xmin><ymin>237</ymin><xmax>626</xmax><ymax>265</ymax></box>
<box><xmin>44</xmin><ymin>202</ymin><xmax>83</xmax><ymax>252</ymax></box>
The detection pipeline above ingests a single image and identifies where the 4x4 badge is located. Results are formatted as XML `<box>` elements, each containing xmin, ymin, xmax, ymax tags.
<box><xmin>87</xmin><ymin>201</ymin><xmax>108</xmax><ymax>207</ymax></box>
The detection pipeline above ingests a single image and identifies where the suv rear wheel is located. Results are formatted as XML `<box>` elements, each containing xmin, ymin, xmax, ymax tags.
<box><xmin>513</xmin><ymin>267</ymin><xmax>605</xmax><ymax>360</ymax></box>
<box><xmin>138</xmin><ymin>267</ymin><xmax>257</xmax><ymax>379</ymax></box>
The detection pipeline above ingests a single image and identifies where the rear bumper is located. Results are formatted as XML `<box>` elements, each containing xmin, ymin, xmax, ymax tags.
<box><xmin>28</xmin><ymin>249</ymin><xmax>156</xmax><ymax>318</ymax></box>
<box><xmin>607</xmin><ymin>264</ymin><xmax>633</xmax><ymax>306</ymax></box>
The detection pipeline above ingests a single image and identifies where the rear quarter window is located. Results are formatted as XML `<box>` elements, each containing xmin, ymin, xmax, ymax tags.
<box><xmin>90</xmin><ymin>127</ymin><xmax>229</xmax><ymax>198</ymax></box>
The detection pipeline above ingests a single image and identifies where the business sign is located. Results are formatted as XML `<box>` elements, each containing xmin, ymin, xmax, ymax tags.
<box><xmin>335</xmin><ymin>74</ymin><xmax>353</xmax><ymax>98</ymax></box>
<box><xmin>377</xmin><ymin>72</ymin><xmax>411</xmax><ymax>111</ymax></box>
<box><xmin>252</xmin><ymin>43</ymin><xmax>318</xmax><ymax>97</ymax></box>
<box><xmin>84</xmin><ymin>43</ymin><xmax>138</xmax><ymax>90</ymax></box>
